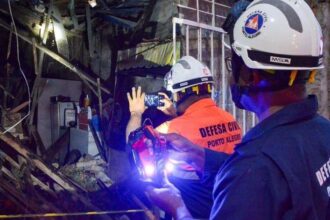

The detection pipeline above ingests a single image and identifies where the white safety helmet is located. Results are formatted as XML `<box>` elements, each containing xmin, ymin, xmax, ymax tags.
<box><xmin>165</xmin><ymin>56</ymin><xmax>214</xmax><ymax>94</ymax></box>
<box><xmin>232</xmin><ymin>0</ymin><xmax>324</xmax><ymax>70</ymax></box>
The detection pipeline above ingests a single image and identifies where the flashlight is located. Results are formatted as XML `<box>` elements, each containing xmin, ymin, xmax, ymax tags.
<box><xmin>129</xmin><ymin>125</ymin><xmax>168</xmax><ymax>185</ymax></box>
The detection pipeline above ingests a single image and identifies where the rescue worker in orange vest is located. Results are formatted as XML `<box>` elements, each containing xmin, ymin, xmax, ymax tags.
<box><xmin>126</xmin><ymin>55</ymin><xmax>242</xmax><ymax>218</ymax></box>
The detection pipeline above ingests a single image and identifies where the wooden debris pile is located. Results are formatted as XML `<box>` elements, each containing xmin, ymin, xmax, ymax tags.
<box><xmin>0</xmin><ymin>126</ymin><xmax>156</xmax><ymax>220</ymax></box>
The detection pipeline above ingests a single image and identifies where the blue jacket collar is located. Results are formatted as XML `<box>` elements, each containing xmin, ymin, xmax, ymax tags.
<box><xmin>240</xmin><ymin>95</ymin><xmax>318</xmax><ymax>144</ymax></box>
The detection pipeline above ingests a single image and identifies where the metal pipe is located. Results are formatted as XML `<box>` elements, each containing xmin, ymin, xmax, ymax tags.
<box><xmin>0</xmin><ymin>20</ymin><xmax>111</xmax><ymax>94</ymax></box>
<box><xmin>221</xmin><ymin>33</ymin><xmax>226</xmax><ymax>109</ymax></box>
<box><xmin>186</xmin><ymin>25</ymin><xmax>189</xmax><ymax>56</ymax></box>
<box><xmin>172</xmin><ymin>17</ymin><xmax>177</xmax><ymax>64</ymax></box>
<box><xmin>210</xmin><ymin>31</ymin><xmax>214</xmax><ymax>82</ymax></box>
<box><xmin>173</xmin><ymin>17</ymin><xmax>226</xmax><ymax>33</ymax></box>
<box><xmin>198</xmin><ymin>28</ymin><xmax>202</xmax><ymax>60</ymax></box>
<box><xmin>243</xmin><ymin>110</ymin><xmax>247</xmax><ymax>135</ymax></box>
<box><xmin>233</xmin><ymin>103</ymin><xmax>237</xmax><ymax>119</ymax></box>
<box><xmin>196</xmin><ymin>0</ymin><xmax>200</xmax><ymax>23</ymax></box>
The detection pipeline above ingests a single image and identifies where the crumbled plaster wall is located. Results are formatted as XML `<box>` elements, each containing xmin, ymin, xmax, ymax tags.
<box><xmin>307</xmin><ymin>1</ymin><xmax>330</xmax><ymax>119</ymax></box>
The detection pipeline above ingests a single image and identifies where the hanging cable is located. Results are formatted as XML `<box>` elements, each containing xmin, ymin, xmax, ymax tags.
<box><xmin>1</xmin><ymin>0</ymin><xmax>31</xmax><ymax>135</ymax></box>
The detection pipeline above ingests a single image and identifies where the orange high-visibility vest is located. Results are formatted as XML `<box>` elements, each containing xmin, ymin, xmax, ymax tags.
<box><xmin>156</xmin><ymin>98</ymin><xmax>241</xmax><ymax>154</ymax></box>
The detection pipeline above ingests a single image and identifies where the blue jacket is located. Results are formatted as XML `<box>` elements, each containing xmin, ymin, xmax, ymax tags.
<box><xmin>205</xmin><ymin>95</ymin><xmax>330</xmax><ymax>219</ymax></box>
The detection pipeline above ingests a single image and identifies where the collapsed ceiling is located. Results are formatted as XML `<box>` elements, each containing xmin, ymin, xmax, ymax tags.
<box><xmin>0</xmin><ymin>0</ymin><xmax>175</xmax><ymax>85</ymax></box>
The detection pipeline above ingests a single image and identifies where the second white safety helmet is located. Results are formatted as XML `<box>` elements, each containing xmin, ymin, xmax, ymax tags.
<box><xmin>164</xmin><ymin>56</ymin><xmax>214</xmax><ymax>93</ymax></box>
<box><xmin>232</xmin><ymin>0</ymin><xmax>324</xmax><ymax>70</ymax></box>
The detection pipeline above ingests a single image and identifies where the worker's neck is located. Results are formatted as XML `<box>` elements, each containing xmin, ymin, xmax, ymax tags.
<box><xmin>257</xmin><ymin>105</ymin><xmax>285</xmax><ymax>122</ymax></box>
<box><xmin>177</xmin><ymin>95</ymin><xmax>210</xmax><ymax>115</ymax></box>
<box><xmin>255</xmin><ymin>85</ymin><xmax>307</xmax><ymax>122</ymax></box>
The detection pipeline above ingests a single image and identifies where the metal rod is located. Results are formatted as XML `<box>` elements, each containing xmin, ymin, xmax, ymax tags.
<box><xmin>176</xmin><ymin>2</ymin><xmax>230</xmax><ymax>9</ymax></box>
<box><xmin>243</xmin><ymin>110</ymin><xmax>247</xmax><ymax>135</ymax></box>
<box><xmin>0</xmin><ymin>210</ymin><xmax>144</xmax><ymax>219</ymax></box>
<box><xmin>221</xmin><ymin>33</ymin><xmax>226</xmax><ymax>109</ymax></box>
<box><xmin>198</xmin><ymin>28</ymin><xmax>202</xmax><ymax>60</ymax></box>
<box><xmin>172</xmin><ymin>18</ymin><xmax>176</xmax><ymax>64</ymax></box>
<box><xmin>212</xmin><ymin>0</ymin><xmax>215</xmax><ymax>26</ymax></box>
<box><xmin>210</xmin><ymin>30</ymin><xmax>214</xmax><ymax>93</ymax></box>
<box><xmin>233</xmin><ymin>102</ymin><xmax>237</xmax><ymax>119</ymax></box>
<box><xmin>196</xmin><ymin>0</ymin><xmax>200</xmax><ymax>23</ymax></box>
<box><xmin>173</xmin><ymin>17</ymin><xmax>226</xmax><ymax>33</ymax></box>
<box><xmin>186</xmin><ymin>25</ymin><xmax>189</xmax><ymax>56</ymax></box>
<box><xmin>0</xmin><ymin>20</ymin><xmax>111</xmax><ymax>94</ymax></box>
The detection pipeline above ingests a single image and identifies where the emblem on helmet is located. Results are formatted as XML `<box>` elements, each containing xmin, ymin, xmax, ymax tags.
<box><xmin>242</xmin><ymin>11</ymin><xmax>268</xmax><ymax>38</ymax></box>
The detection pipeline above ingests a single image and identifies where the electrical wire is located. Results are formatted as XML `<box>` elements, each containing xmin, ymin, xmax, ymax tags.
<box><xmin>1</xmin><ymin>0</ymin><xmax>31</xmax><ymax>135</ymax></box>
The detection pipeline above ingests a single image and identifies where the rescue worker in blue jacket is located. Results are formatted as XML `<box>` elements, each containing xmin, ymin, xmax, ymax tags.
<box><xmin>146</xmin><ymin>0</ymin><xmax>330</xmax><ymax>219</ymax></box>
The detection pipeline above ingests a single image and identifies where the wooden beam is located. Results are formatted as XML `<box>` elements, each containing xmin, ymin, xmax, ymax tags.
<box><xmin>0</xmin><ymin>83</ymin><xmax>15</xmax><ymax>100</ymax></box>
<box><xmin>9</xmin><ymin>101</ymin><xmax>29</xmax><ymax>113</ymax></box>
<box><xmin>0</xmin><ymin>185</ymin><xmax>27</xmax><ymax>213</ymax></box>
<box><xmin>0</xmin><ymin>177</ymin><xmax>39</xmax><ymax>212</ymax></box>
<box><xmin>0</xmin><ymin>150</ymin><xmax>56</xmax><ymax>197</ymax></box>
<box><xmin>0</xmin><ymin>129</ymin><xmax>109</xmax><ymax>214</ymax></box>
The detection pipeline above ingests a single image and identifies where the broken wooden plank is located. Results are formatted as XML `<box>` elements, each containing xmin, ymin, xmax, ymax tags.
<box><xmin>20</xmin><ymin>161</ymin><xmax>62</xmax><ymax>212</ymax></box>
<box><xmin>1</xmin><ymin>166</ymin><xmax>17</xmax><ymax>183</ymax></box>
<box><xmin>0</xmin><ymin>177</ymin><xmax>40</xmax><ymax>212</ymax></box>
<box><xmin>32</xmin><ymin>38</ymin><xmax>39</xmax><ymax>76</ymax></box>
<box><xmin>9</xmin><ymin>101</ymin><xmax>29</xmax><ymax>114</ymax></box>
<box><xmin>0</xmin><ymin>83</ymin><xmax>15</xmax><ymax>100</ymax></box>
<box><xmin>0</xmin><ymin>150</ymin><xmax>56</xmax><ymax>197</ymax></box>
<box><xmin>0</xmin><ymin>131</ymin><xmax>75</xmax><ymax>191</ymax></box>
<box><xmin>0</xmin><ymin>129</ymin><xmax>110</xmax><ymax>215</ymax></box>
<box><xmin>0</xmin><ymin>185</ymin><xmax>27</xmax><ymax>213</ymax></box>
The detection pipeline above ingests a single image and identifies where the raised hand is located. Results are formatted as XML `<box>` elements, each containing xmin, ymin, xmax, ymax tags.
<box><xmin>127</xmin><ymin>86</ymin><xmax>146</xmax><ymax>116</ymax></box>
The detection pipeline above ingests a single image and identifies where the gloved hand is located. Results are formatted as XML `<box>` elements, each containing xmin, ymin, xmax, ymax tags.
<box><xmin>157</xmin><ymin>92</ymin><xmax>177</xmax><ymax>117</ymax></box>
<box><xmin>163</xmin><ymin>133</ymin><xmax>206</xmax><ymax>173</ymax></box>
<box><xmin>146</xmin><ymin>172</ymin><xmax>192</xmax><ymax>220</ymax></box>
<box><xmin>127</xmin><ymin>86</ymin><xmax>146</xmax><ymax>116</ymax></box>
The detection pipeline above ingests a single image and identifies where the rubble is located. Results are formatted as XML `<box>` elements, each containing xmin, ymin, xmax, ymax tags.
<box><xmin>59</xmin><ymin>155</ymin><xmax>113</xmax><ymax>192</ymax></box>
